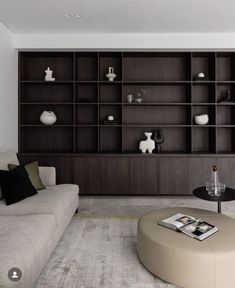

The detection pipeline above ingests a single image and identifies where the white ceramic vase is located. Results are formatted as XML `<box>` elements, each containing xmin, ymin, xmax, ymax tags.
<box><xmin>106</xmin><ymin>67</ymin><xmax>116</xmax><ymax>81</ymax></box>
<box><xmin>40</xmin><ymin>111</ymin><xmax>57</xmax><ymax>125</ymax></box>
<box><xmin>194</xmin><ymin>114</ymin><xmax>209</xmax><ymax>125</ymax></box>
<box><xmin>139</xmin><ymin>132</ymin><xmax>155</xmax><ymax>153</ymax></box>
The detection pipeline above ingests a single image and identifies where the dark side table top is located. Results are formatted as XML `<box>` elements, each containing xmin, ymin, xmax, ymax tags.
<box><xmin>193</xmin><ymin>186</ymin><xmax>235</xmax><ymax>202</ymax></box>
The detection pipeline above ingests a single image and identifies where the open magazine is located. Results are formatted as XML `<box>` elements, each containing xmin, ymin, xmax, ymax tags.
<box><xmin>158</xmin><ymin>213</ymin><xmax>218</xmax><ymax>241</ymax></box>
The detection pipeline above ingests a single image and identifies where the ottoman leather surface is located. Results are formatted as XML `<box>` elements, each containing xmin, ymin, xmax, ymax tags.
<box><xmin>137</xmin><ymin>207</ymin><xmax>235</xmax><ymax>288</ymax></box>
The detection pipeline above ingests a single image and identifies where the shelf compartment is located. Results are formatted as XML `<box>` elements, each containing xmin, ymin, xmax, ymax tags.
<box><xmin>192</xmin><ymin>52</ymin><xmax>215</xmax><ymax>81</ymax></box>
<box><xmin>20</xmin><ymin>105</ymin><xmax>73</xmax><ymax>125</ymax></box>
<box><xmin>123</xmin><ymin>106</ymin><xmax>191</xmax><ymax>125</ymax></box>
<box><xmin>99</xmin><ymin>52</ymin><xmax>122</xmax><ymax>81</ymax></box>
<box><xmin>99</xmin><ymin>105</ymin><xmax>122</xmax><ymax>125</ymax></box>
<box><xmin>122</xmin><ymin>127</ymin><xmax>191</xmax><ymax>153</ymax></box>
<box><xmin>217</xmin><ymin>105</ymin><xmax>235</xmax><ymax>125</ymax></box>
<box><xmin>217</xmin><ymin>127</ymin><xmax>235</xmax><ymax>153</ymax></box>
<box><xmin>75</xmin><ymin>52</ymin><xmax>98</xmax><ymax>81</ymax></box>
<box><xmin>192</xmin><ymin>84</ymin><xmax>215</xmax><ymax>103</ymax></box>
<box><xmin>20</xmin><ymin>52</ymin><xmax>74</xmax><ymax>81</ymax></box>
<box><xmin>20</xmin><ymin>126</ymin><xmax>73</xmax><ymax>153</ymax></box>
<box><xmin>76</xmin><ymin>105</ymin><xmax>98</xmax><ymax>125</ymax></box>
<box><xmin>192</xmin><ymin>105</ymin><xmax>216</xmax><ymax>125</ymax></box>
<box><xmin>192</xmin><ymin>127</ymin><xmax>216</xmax><ymax>153</ymax></box>
<box><xmin>217</xmin><ymin>53</ymin><xmax>235</xmax><ymax>81</ymax></box>
<box><xmin>75</xmin><ymin>127</ymin><xmax>98</xmax><ymax>153</ymax></box>
<box><xmin>21</xmin><ymin>84</ymin><xmax>73</xmax><ymax>103</ymax></box>
<box><xmin>99</xmin><ymin>127</ymin><xmax>122</xmax><ymax>153</ymax></box>
<box><xmin>75</xmin><ymin>84</ymin><xmax>98</xmax><ymax>103</ymax></box>
<box><xmin>99</xmin><ymin>84</ymin><xmax>122</xmax><ymax>103</ymax></box>
<box><xmin>216</xmin><ymin>84</ymin><xmax>235</xmax><ymax>103</ymax></box>
<box><xmin>123</xmin><ymin>52</ymin><xmax>190</xmax><ymax>81</ymax></box>
<box><xmin>123</xmin><ymin>84</ymin><xmax>191</xmax><ymax>104</ymax></box>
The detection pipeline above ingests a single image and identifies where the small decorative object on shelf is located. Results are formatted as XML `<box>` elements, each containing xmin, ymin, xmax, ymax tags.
<box><xmin>205</xmin><ymin>165</ymin><xmax>226</xmax><ymax>196</ymax></box>
<box><xmin>219</xmin><ymin>90</ymin><xmax>234</xmax><ymax>103</ymax></box>
<box><xmin>194</xmin><ymin>114</ymin><xmax>209</xmax><ymax>125</ymax></box>
<box><xmin>135</xmin><ymin>88</ymin><xmax>145</xmax><ymax>103</ymax></box>
<box><xmin>40</xmin><ymin>111</ymin><xmax>57</xmax><ymax>125</ymax></box>
<box><xmin>103</xmin><ymin>115</ymin><xmax>117</xmax><ymax>125</ymax></box>
<box><xmin>152</xmin><ymin>129</ymin><xmax>164</xmax><ymax>153</ymax></box>
<box><xmin>127</xmin><ymin>93</ymin><xmax>134</xmax><ymax>103</ymax></box>
<box><xmin>106</xmin><ymin>67</ymin><xmax>116</xmax><ymax>81</ymax></box>
<box><xmin>44</xmin><ymin>67</ymin><xmax>55</xmax><ymax>81</ymax></box>
<box><xmin>195</xmin><ymin>72</ymin><xmax>207</xmax><ymax>81</ymax></box>
<box><xmin>139</xmin><ymin>132</ymin><xmax>155</xmax><ymax>154</ymax></box>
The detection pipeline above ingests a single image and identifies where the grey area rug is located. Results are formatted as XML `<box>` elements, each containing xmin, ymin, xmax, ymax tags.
<box><xmin>35</xmin><ymin>214</ymin><xmax>176</xmax><ymax>288</ymax></box>
<box><xmin>35</xmin><ymin>196</ymin><xmax>235</xmax><ymax>288</ymax></box>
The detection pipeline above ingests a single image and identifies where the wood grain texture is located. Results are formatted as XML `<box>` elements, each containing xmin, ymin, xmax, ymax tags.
<box><xmin>130</xmin><ymin>158</ymin><xmax>158</xmax><ymax>195</ymax></box>
<box><xmin>101</xmin><ymin>158</ymin><xmax>130</xmax><ymax>195</ymax></box>
<box><xmin>159</xmin><ymin>157</ymin><xmax>188</xmax><ymax>195</ymax></box>
<box><xmin>73</xmin><ymin>158</ymin><xmax>101</xmax><ymax>194</ymax></box>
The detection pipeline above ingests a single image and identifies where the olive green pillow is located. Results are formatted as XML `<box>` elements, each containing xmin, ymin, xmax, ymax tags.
<box><xmin>8</xmin><ymin>161</ymin><xmax>45</xmax><ymax>191</ymax></box>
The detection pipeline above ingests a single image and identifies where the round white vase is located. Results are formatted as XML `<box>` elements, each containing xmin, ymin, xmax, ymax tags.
<box><xmin>194</xmin><ymin>114</ymin><xmax>209</xmax><ymax>125</ymax></box>
<box><xmin>40</xmin><ymin>111</ymin><xmax>57</xmax><ymax>125</ymax></box>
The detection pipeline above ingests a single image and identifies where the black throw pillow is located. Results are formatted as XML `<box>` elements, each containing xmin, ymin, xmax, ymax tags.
<box><xmin>0</xmin><ymin>165</ymin><xmax>38</xmax><ymax>205</ymax></box>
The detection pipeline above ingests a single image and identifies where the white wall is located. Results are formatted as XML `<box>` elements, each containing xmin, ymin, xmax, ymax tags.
<box><xmin>0</xmin><ymin>23</ymin><xmax>17</xmax><ymax>151</ymax></box>
<box><xmin>14</xmin><ymin>33</ymin><xmax>235</xmax><ymax>50</ymax></box>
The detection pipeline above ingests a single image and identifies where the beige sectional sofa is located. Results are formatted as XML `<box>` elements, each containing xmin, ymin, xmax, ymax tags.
<box><xmin>0</xmin><ymin>151</ymin><xmax>79</xmax><ymax>288</ymax></box>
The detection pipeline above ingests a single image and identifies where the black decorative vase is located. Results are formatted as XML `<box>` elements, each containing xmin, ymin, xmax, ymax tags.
<box><xmin>152</xmin><ymin>129</ymin><xmax>164</xmax><ymax>153</ymax></box>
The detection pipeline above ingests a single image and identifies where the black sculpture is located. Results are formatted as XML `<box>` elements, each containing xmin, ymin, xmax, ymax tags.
<box><xmin>152</xmin><ymin>129</ymin><xmax>165</xmax><ymax>153</ymax></box>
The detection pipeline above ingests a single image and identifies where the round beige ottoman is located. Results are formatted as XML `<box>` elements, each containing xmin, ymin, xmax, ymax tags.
<box><xmin>137</xmin><ymin>207</ymin><xmax>235</xmax><ymax>288</ymax></box>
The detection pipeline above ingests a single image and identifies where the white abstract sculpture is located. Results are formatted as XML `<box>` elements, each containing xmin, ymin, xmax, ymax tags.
<box><xmin>45</xmin><ymin>67</ymin><xmax>55</xmax><ymax>81</ymax></box>
<box><xmin>139</xmin><ymin>132</ymin><xmax>155</xmax><ymax>154</ymax></box>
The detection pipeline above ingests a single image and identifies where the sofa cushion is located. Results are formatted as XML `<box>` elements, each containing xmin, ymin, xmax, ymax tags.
<box><xmin>0</xmin><ymin>214</ymin><xmax>56</xmax><ymax>288</ymax></box>
<box><xmin>0</xmin><ymin>150</ymin><xmax>19</xmax><ymax>199</ymax></box>
<box><xmin>8</xmin><ymin>161</ymin><xmax>45</xmax><ymax>191</ymax></box>
<box><xmin>0</xmin><ymin>166</ymin><xmax>38</xmax><ymax>205</ymax></box>
<box><xmin>0</xmin><ymin>184</ymin><xmax>79</xmax><ymax>225</ymax></box>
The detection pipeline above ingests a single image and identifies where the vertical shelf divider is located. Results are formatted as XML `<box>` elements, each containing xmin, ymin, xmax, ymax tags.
<box><xmin>121</xmin><ymin>52</ymin><xmax>124</xmax><ymax>153</ymax></box>
<box><xmin>73</xmin><ymin>52</ymin><xmax>76</xmax><ymax>153</ymax></box>
<box><xmin>97</xmin><ymin>52</ymin><xmax>100</xmax><ymax>153</ymax></box>
<box><xmin>190</xmin><ymin>52</ymin><xmax>194</xmax><ymax>153</ymax></box>
<box><xmin>215</xmin><ymin>52</ymin><xmax>218</xmax><ymax>154</ymax></box>
<box><xmin>214</xmin><ymin>52</ymin><xmax>218</xmax><ymax>154</ymax></box>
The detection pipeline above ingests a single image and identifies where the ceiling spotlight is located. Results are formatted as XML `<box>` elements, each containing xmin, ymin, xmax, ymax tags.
<box><xmin>63</xmin><ymin>13</ymin><xmax>82</xmax><ymax>18</ymax></box>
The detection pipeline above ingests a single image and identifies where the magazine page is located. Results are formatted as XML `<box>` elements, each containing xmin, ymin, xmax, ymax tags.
<box><xmin>180</xmin><ymin>220</ymin><xmax>218</xmax><ymax>240</ymax></box>
<box><xmin>159</xmin><ymin>213</ymin><xmax>195</xmax><ymax>230</ymax></box>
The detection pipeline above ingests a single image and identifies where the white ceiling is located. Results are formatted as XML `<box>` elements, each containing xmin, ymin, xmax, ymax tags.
<box><xmin>0</xmin><ymin>0</ymin><xmax>234</xmax><ymax>34</ymax></box>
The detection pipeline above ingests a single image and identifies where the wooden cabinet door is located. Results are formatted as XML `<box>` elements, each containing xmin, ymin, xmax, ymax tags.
<box><xmin>188</xmin><ymin>157</ymin><xmax>217</xmax><ymax>192</ymax></box>
<box><xmin>159</xmin><ymin>157</ymin><xmax>188</xmax><ymax>195</ymax></box>
<box><xmin>57</xmin><ymin>157</ymin><xmax>74</xmax><ymax>184</ymax></box>
<box><xmin>101</xmin><ymin>158</ymin><xmax>130</xmax><ymax>195</ymax></box>
<box><xmin>217</xmin><ymin>157</ymin><xmax>235</xmax><ymax>188</ymax></box>
<box><xmin>130</xmin><ymin>158</ymin><xmax>158</xmax><ymax>195</ymax></box>
<box><xmin>73</xmin><ymin>158</ymin><xmax>101</xmax><ymax>195</ymax></box>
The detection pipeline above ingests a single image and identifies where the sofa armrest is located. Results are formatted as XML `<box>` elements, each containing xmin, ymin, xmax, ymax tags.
<box><xmin>39</xmin><ymin>167</ymin><xmax>56</xmax><ymax>187</ymax></box>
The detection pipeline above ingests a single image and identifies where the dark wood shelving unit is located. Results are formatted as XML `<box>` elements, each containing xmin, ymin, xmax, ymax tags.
<box><xmin>18</xmin><ymin>51</ymin><xmax>235</xmax><ymax>195</ymax></box>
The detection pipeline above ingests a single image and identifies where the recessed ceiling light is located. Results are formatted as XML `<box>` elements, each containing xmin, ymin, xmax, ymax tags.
<box><xmin>63</xmin><ymin>13</ymin><xmax>82</xmax><ymax>18</ymax></box>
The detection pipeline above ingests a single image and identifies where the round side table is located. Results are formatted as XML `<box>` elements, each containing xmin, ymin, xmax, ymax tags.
<box><xmin>193</xmin><ymin>186</ymin><xmax>235</xmax><ymax>213</ymax></box>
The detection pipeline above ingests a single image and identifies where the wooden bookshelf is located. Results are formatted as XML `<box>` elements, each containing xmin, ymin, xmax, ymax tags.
<box><xmin>18</xmin><ymin>51</ymin><xmax>235</xmax><ymax>195</ymax></box>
